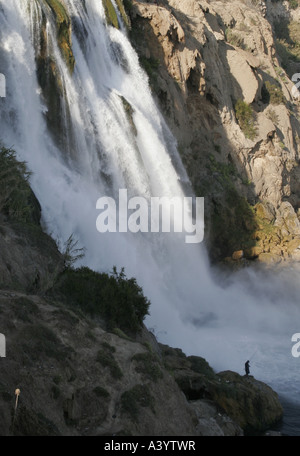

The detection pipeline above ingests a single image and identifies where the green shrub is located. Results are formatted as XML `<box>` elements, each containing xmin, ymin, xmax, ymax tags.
<box><xmin>187</xmin><ymin>356</ymin><xmax>216</xmax><ymax>379</ymax></box>
<box><xmin>262</xmin><ymin>81</ymin><xmax>286</xmax><ymax>105</ymax></box>
<box><xmin>132</xmin><ymin>352</ymin><xmax>163</xmax><ymax>382</ymax></box>
<box><xmin>289</xmin><ymin>20</ymin><xmax>300</xmax><ymax>44</ymax></box>
<box><xmin>96</xmin><ymin>347</ymin><xmax>123</xmax><ymax>380</ymax></box>
<box><xmin>61</xmin><ymin>234</ymin><xmax>85</xmax><ymax>269</ymax></box>
<box><xmin>266</xmin><ymin>108</ymin><xmax>279</xmax><ymax>124</ymax></box>
<box><xmin>207</xmin><ymin>155</ymin><xmax>237</xmax><ymax>186</ymax></box>
<box><xmin>225</xmin><ymin>28</ymin><xmax>247</xmax><ymax>50</ymax></box>
<box><xmin>112</xmin><ymin>327</ymin><xmax>133</xmax><ymax>341</ymax></box>
<box><xmin>0</xmin><ymin>146</ymin><xmax>40</xmax><ymax>223</ymax></box>
<box><xmin>123</xmin><ymin>0</ymin><xmax>133</xmax><ymax>12</ymax></box>
<box><xmin>288</xmin><ymin>0</ymin><xmax>299</xmax><ymax>10</ymax></box>
<box><xmin>121</xmin><ymin>384</ymin><xmax>155</xmax><ymax>421</ymax></box>
<box><xmin>52</xmin><ymin>266</ymin><xmax>150</xmax><ymax>335</ymax></box>
<box><xmin>235</xmin><ymin>100</ymin><xmax>257</xmax><ymax>140</ymax></box>
<box><xmin>274</xmin><ymin>18</ymin><xmax>300</xmax><ymax>77</ymax></box>
<box><xmin>139</xmin><ymin>56</ymin><xmax>160</xmax><ymax>81</ymax></box>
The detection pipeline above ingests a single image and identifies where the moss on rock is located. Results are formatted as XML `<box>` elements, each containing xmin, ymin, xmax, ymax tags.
<box><xmin>102</xmin><ymin>0</ymin><xmax>119</xmax><ymax>29</ymax></box>
<box><xmin>43</xmin><ymin>0</ymin><xmax>75</xmax><ymax>73</ymax></box>
<box><xmin>36</xmin><ymin>13</ymin><xmax>64</xmax><ymax>142</ymax></box>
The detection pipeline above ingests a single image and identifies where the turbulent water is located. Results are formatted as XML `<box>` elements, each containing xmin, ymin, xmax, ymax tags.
<box><xmin>1</xmin><ymin>0</ymin><xmax>300</xmax><ymax>435</ymax></box>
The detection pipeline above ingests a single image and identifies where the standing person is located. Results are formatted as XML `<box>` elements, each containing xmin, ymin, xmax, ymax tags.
<box><xmin>245</xmin><ymin>360</ymin><xmax>250</xmax><ymax>376</ymax></box>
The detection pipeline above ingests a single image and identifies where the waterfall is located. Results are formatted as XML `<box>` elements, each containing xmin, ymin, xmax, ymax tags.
<box><xmin>1</xmin><ymin>0</ymin><xmax>300</xmax><ymax>426</ymax></box>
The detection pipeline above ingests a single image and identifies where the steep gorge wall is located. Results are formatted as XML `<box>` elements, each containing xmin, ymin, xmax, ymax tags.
<box><xmin>124</xmin><ymin>0</ymin><xmax>300</xmax><ymax>263</ymax></box>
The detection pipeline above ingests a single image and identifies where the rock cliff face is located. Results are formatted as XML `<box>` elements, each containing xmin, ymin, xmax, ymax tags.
<box><xmin>0</xmin><ymin>284</ymin><xmax>282</xmax><ymax>437</ymax></box>
<box><xmin>125</xmin><ymin>0</ymin><xmax>300</xmax><ymax>263</ymax></box>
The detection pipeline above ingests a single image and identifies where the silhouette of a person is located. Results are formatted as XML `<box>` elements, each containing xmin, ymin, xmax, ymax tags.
<box><xmin>245</xmin><ymin>360</ymin><xmax>250</xmax><ymax>376</ymax></box>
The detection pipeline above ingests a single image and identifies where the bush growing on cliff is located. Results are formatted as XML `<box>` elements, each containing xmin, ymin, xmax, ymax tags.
<box><xmin>132</xmin><ymin>352</ymin><xmax>163</xmax><ymax>382</ymax></box>
<box><xmin>235</xmin><ymin>100</ymin><xmax>257</xmax><ymax>140</ymax></box>
<box><xmin>262</xmin><ymin>81</ymin><xmax>286</xmax><ymax>105</ymax></box>
<box><xmin>274</xmin><ymin>18</ymin><xmax>300</xmax><ymax>76</ymax></box>
<box><xmin>225</xmin><ymin>28</ymin><xmax>247</xmax><ymax>50</ymax></box>
<box><xmin>52</xmin><ymin>266</ymin><xmax>150</xmax><ymax>335</ymax></box>
<box><xmin>0</xmin><ymin>146</ymin><xmax>40</xmax><ymax>223</ymax></box>
<box><xmin>96</xmin><ymin>346</ymin><xmax>123</xmax><ymax>380</ymax></box>
<box><xmin>288</xmin><ymin>0</ymin><xmax>299</xmax><ymax>10</ymax></box>
<box><xmin>121</xmin><ymin>384</ymin><xmax>155</xmax><ymax>421</ymax></box>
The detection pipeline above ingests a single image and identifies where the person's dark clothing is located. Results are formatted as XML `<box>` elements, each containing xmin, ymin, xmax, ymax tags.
<box><xmin>245</xmin><ymin>360</ymin><xmax>250</xmax><ymax>376</ymax></box>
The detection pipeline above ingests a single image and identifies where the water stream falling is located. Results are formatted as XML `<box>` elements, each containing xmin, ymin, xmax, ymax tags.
<box><xmin>1</xmin><ymin>0</ymin><xmax>300</xmax><ymax>434</ymax></box>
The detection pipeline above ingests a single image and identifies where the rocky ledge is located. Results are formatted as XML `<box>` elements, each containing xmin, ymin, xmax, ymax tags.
<box><xmin>0</xmin><ymin>287</ymin><xmax>283</xmax><ymax>436</ymax></box>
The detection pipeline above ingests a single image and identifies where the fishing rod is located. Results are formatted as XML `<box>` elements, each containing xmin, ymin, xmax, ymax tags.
<box><xmin>249</xmin><ymin>347</ymin><xmax>259</xmax><ymax>362</ymax></box>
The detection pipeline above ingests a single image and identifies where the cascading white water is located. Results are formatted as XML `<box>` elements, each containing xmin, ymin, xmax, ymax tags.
<box><xmin>1</xmin><ymin>0</ymin><xmax>300</xmax><ymax>433</ymax></box>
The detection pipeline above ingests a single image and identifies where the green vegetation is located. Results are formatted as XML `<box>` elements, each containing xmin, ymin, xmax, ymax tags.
<box><xmin>112</xmin><ymin>327</ymin><xmax>133</xmax><ymax>341</ymax></box>
<box><xmin>266</xmin><ymin>108</ymin><xmax>280</xmax><ymax>124</ymax></box>
<box><xmin>132</xmin><ymin>352</ymin><xmax>163</xmax><ymax>382</ymax></box>
<box><xmin>43</xmin><ymin>0</ymin><xmax>75</xmax><ymax>72</ymax></box>
<box><xmin>138</xmin><ymin>56</ymin><xmax>161</xmax><ymax>93</ymax></box>
<box><xmin>61</xmin><ymin>234</ymin><xmax>85</xmax><ymax>269</ymax></box>
<box><xmin>274</xmin><ymin>19</ymin><xmax>300</xmax><ymax>77</ymax></box>
<box><xmin>261</xmin><ymin>81</ymin><xmax>286</xmax><ymax>105</ymax></box>
<box><xmin>210</xmin><ymin>191</ymin><xmax>257</xmax><ymax>260</ymax></box>
<box><xmin>102</xmin><ymin>0</ymin><xmax>119</xmax><ymax>29</ymax></box>
<box><xmin>235</xmin><ymin>99</ymin><xmax>257</xmax><ymax>140</ymax></box>
<box><xmin>279</xmin><ymin>141</ymin><xmax>287</xmax><ymax>150</ymax></box>
<box><xmin>44</xmin><ymin>0</ymin><xmax>68</xmax><ymax>23</ymax></box>
<box><xmin>288</xmin><ymin>0</ymin><xmax>299</xmax><ymax>9</ymax></box>
<box><xmin>195</xmin><ymin>153</ymin><xmax>259</xmax><ymax>260</ymax></box>
<box><xmin>225</xmin><ymin>28</ymin><xmax>247</xmax><ymax>50</ymax></box>
<box><xmin>97</xmin><ymin>347</ymin><xmax>123</xmax><ymax>380</ymax></box>
<box><xmin>121</xmin><ymin>384</ymin><xmax>155</xmax><ymax>421</ymax></box>
<box><xmin>51</xmin><ymin>266</ymin><xmax>150</xmax><ymax>335</ymax></box>
<box><xmin>0</xmin><ymin>146</ymin><xmax>41</xmax><ymax>224</ymax></box>
<box><xmin>187</xmin><ymin>356</ymin><xmax>216</xmax><ymax>379</ymax></box>
<box><xmin>140</xmin><ymin>56</ymin><xmax>160</xmax><ymax>80</ymax></box>
<box><xmin>123</xmin><ymin>0</ymin><xmax>133</xmax><ymax>12</ymax></box>
<box><xmin>115</xmin><ymin>0</ymin><xmax>131</xmax><ymax>29</ymax></box>
<box><xmin>207</xmin><ymin>154</ymin><xmax>237</xmax><ymax>187</ymax></box>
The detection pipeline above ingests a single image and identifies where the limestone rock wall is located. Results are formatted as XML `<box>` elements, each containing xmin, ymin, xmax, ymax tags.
<box><xmin>126</xmin><ymin>0</ymin><xmax>300</xmax><ymax>262</ymax></box>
